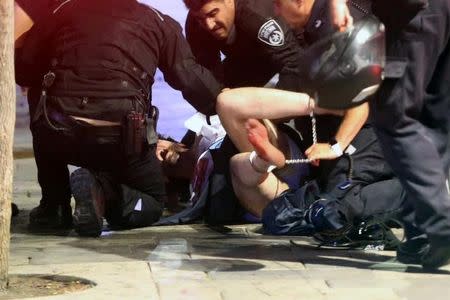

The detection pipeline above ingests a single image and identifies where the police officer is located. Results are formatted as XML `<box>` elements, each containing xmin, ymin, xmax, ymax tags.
<box><xmin>15</xmin><ymin>0</ymin><xmax>222</xmax><ymax>236</ymax></box>
<box><xmin>331</xmin><ymin>0</ymin><xmax>450</xmax><ymax>269</ymax></box>
<box><xmin>184</xmin><ymin>0</ymin><xmax>305</xmax><ymax>90</ymax></box>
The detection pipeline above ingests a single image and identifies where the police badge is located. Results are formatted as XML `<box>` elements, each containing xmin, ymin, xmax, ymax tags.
<box><xmin>258</xmin><ymin>19</ymin><xmax>285</xmax><ymax>47</ymax></box>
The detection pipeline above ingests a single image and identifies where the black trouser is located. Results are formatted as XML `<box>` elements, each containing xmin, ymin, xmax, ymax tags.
<box><xmin>312</xmin><ymin>125</ymin><xmax>403</xmax><ymax>221</ymax></box>
<box><xmin>371</xmin><ymin>0</ymin><xmax>450</xmax><ymax>244</ymax></box>
<box><xmin>31</xmin><ymin>119</ymin><xmax>165</xmax><ymax>228</ymax></box>
<box><xmin>263</xmin><ymin>124</ymin><xmax>407</xmax><ymax>235</ymax></box>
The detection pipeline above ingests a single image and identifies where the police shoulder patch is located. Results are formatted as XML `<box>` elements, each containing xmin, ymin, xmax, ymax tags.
<box><xmin>258</xmin><ymin>19</ymin><xmax>285</xmax><ymax>47</ymax></box>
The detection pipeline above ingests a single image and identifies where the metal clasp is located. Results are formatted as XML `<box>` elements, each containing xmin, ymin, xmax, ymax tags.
<box><xmin>42</xmin><ymin>71</ymin><xmax>56</xmax><ymax>88</ymax></box>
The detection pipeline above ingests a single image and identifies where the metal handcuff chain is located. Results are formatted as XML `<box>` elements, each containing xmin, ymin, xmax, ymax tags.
<box><xmin>285</xmin><ymin>96</ymin><xmax>316</xmax><ymax>165</ymax></box>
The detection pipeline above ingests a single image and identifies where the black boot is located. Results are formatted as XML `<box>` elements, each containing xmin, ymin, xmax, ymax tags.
<box><xmin>396</xmin><ymin>237</ymin><xmax>430</xmax><ymax>264</ymax></box>
<box><xmin>11</xmin><ymin>203</ymin><xmax>19</xmax><ymax>217</ymax></box>
<box><xmin>422</xmin><ymin>241</ymin><xmax>450</xmax><ymax>270</ymax></box>
<box><xmin>70</xmin><ymin>168</ymin><xmax>105</xmax><ymax>237</ymax></box>
<box><xmin>29</xmin><ymin>202</ymin><xmax>73</xmax><ymax>229</ymax></box>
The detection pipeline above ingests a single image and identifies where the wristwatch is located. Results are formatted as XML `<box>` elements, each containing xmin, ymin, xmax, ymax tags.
<box><xmin>329</xmin><ymin>137</ymin><xmax>343</xmax><ymax>157</ymax></box>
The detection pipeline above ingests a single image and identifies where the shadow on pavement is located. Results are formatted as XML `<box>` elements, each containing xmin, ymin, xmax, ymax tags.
<box><xmin>41</xmin><ymin>224</ymin><xmax>449</xmax><ymax>275</ymax></box>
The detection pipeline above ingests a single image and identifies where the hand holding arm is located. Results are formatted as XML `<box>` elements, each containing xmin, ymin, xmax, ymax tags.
<box><xmin>305</xmin><ymin>102</ymin><xmax>369</xmax><ymax>161</ymax></box>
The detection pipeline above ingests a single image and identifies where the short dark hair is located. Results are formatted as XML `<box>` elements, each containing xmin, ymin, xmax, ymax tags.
<box><xmin>183</xmin><ymin>0</ymin><xmax>216</xmax><ymax>11</ymax></box>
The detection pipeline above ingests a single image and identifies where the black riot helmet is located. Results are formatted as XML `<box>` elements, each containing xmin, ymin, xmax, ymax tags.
<box><xmin>306</xmin><ymin>16</ymin><xmax>385</xmax><ymax>109</ymax></box>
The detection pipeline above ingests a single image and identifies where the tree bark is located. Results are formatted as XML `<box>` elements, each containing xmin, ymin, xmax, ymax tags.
<box><xmin>0</xmin><ymin>0</ymin><xmax>15</xmax><ymax>291</ymax></box>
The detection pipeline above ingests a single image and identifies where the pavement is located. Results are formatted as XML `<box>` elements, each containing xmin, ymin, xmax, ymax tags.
<box><xmin>8</xmin><ymin>110</ymin><xmax>450</xmax><ymax>300</ymax></box>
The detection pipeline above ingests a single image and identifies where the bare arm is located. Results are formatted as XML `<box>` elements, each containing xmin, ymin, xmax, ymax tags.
<box><xmin>330</xmin><ymin>0</ymin><xmax>353</xmax><ymax>32</ymax></box>
<box><xmin>14</xmin><ymin>2</ymin><xmax>34</xmax><ymax>46</ymax></box>
<box><xmin>336</xmin><ymin>102</ymin><xmax>369</xmax><ymax>149</ymax></box>
<box><xmin>305</xmin><ymin>102</ymin><xmax>369</xmax><ymax>161</ymax></box>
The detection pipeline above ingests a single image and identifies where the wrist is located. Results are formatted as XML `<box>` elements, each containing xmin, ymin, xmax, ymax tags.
<box><xmin>329</xmin><ymin>138</ymin><xmax>343</xmax><ymax>157</ymax></box>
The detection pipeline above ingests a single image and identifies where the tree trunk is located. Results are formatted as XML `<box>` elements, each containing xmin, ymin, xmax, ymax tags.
<box><xmin>0</xmin><ymin>0</ymin><xmax>15</xmax><ymax>291</ymax></box>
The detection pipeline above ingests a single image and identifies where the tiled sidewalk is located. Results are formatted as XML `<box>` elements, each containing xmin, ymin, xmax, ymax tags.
<box><xmin>9</xmin><ymin>158</ymin><xmax>450</xmax><ymax>300</ymax></box>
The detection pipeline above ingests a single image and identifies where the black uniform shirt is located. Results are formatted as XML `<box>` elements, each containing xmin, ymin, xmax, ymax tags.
<box><xmin>16</xmin><ymin>0</ymin><xmax>222</xmax><ymax>116</ymax></box>
<box><xmin>186</xmin><ymin>0</ymin><xmax>304</xmax><ymax>90</ymax></box>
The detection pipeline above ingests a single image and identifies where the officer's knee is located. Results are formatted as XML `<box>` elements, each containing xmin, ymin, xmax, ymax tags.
<box><xmin>125</xmin><ymin>201</ymin><xmax>163</xmax><ymax>228</ymax></box>
<box><xmin>119</xmin><ymin>185</ymin><xmax>164</xmax><ymax>228</ymax></box>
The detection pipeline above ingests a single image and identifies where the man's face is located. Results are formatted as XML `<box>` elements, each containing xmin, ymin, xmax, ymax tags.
<box><xmin>191</xmin><ymin>0</ymin><xmax>236</xmax><ymax>40</ymax></box>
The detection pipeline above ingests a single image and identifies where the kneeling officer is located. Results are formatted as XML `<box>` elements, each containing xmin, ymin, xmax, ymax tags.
<box><xmin>15</xmin><ymin>0</ymin><xmax>222</xmax><ymax>236</ymax></box>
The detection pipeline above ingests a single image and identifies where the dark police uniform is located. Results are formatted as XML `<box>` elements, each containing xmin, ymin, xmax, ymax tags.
<box><xmin>293</xmin><ymin>0</ymin><xmax>405</xmax><ymax>222</ymax></box>
<box><xmin>370</xmin><ymin>0</ymin><xmax>450</xmax><ymax>246</ymax></box>
<box><xmin>16</xmin><ymin>0</ymin><xmax>222</xmax><ymax>230</ymax></box>
<box><xmin>261</xmin><ymin>0</ymin><xmax>406</xmax><ymax>240</ymax></box>
<box><xmin>186</xmin><ymin>0</ymin><xmax>303</xmax><ymax>90</ymax></box>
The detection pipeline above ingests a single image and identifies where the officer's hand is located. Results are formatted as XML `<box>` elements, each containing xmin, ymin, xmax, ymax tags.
<box><xmin>330</xmin><ymin>0</ymin><xmax>353</xmax><ymax>32</ymax></box>
<box><xmin>305</xmin><ymin>143</ymin><xmax>339</xmax><ymax>163</ymax></box>
<box><xmin>156</xmin><ymin>140</ymin><xmax>188</xmax><ymax>164</ymax></box>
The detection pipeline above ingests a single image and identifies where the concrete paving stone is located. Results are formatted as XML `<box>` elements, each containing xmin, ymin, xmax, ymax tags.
<box><xmin>207</xmin><ymin>269</ymin><xmax>305</xmax><ymax>281</ymax></box>
<box><xmin>394</xmin><ymin>278</ymin><xmax>450</xmax><ymax>300</ymax></box>
<box><xmin>156</xmin><ymin>280</ymin><xmax>221</xmax><ymax>300</ymax></box>
<box><xmin>254</xmin><ymin>278</ymin><xmax>327</xmax><ymax>299</ymax></box>
<box><xmin>14</xmin><ymin>158</ymin><xmax>38</xmax><ymax>181</ymax></box>
<box><xmin>214</xmin><ymin>279</ymin><xmax>325</xmax><ymax>300</ymax></box>
<box><xmin>324</xmin><ymin>288</ymin><xmax>402</xmax><ymax>300</ymax></box>
<box><xmin>191</xmin><ymin>253</ymin><xmax>301</xmax><ymax>271</ymax></box>
<box><xmin>306</xmin><ymin>279</ymin><xmax>332</xmax><ymax>294</ymax></box>
<box><xmin>276</xmin><ymin>260</ymin><xmax>307</xmax><ymax>270</ymax></box>
<box><xmin>324</xmin><ymin>274</ymin><xmax>410</xmax><ymax>290</ymax></box>
<box><xmin>301</xmin><ymin>250</ymin><xmax>396</xmax><ymax>271</ymax></box>
<box><xmin>214</xmin><ymin>281</ymin><xmax>274</xmax><ymax>300</ymax></box>
<box><xmin>151</xmin><ymin>254</ymin><xmax>267</xmax><ymax>275</ymax></box>
<box><xmin>191</xmin><ymin>242</ymin><xmax>300</xmax><ymax>264</ymax></box>
<box><xmin>10</xmin><ymin>234</ymin><xmax>161</xmax><ymax>265</ymax></box>
<box><xmin>373</xmin><ymin>268</ymin><xmax>450</xmax><ymax>279</ymax></box>
<box><xmin>150</xmin><ymin>260</ymin><xmax>223</xmax><ymax>300</ymax></box>
<box><xmin>300</xmin><ymin>268</ymin><xmax>377</xmax><ymax>284</ymax></box>
<box><xmin>150</xmin><ymin>261</ymin><xmax>209</xmax><ymax>281</ymax></box>
<box><xmin>9</xmin><ymin>261</ymin><xmax>158</xmax><ymax>300</ymax></box>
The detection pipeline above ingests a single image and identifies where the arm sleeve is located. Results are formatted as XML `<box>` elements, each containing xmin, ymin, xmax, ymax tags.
<box><xmin>158</xmin><ymin>14</ymin><xmax>223</xmax><ymax>116</ymax></box>
<box><xmin>234</xmin><ymin>3</ymin><xmax>306</xmax><ymax>92</ymax></box>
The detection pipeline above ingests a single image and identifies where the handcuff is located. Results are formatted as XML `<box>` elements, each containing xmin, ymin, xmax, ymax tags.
<box><xmin>249</xmin><ymin>151</ymin><xmax>277</xmax><ymax>173</ymax></box>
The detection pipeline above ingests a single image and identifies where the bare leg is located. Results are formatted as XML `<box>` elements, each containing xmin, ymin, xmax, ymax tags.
<box><xmin>246</xmin><ymin>119</ymin><xmax>286</xmax><ymax>168</ymax></box>
<box><xmin>230</xmin><ymin>119</ymin><xmax>291</xmax><ymax>217</ymax></box>
<box><xmin>230</xmin><ymin>154</ymin><xmax>289</xmax><ymax>217</ymax></box>
<box><xmin>216</xmin><ymin>87</ymin><xmax>313</xmax><ymax>152</ymax></box>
